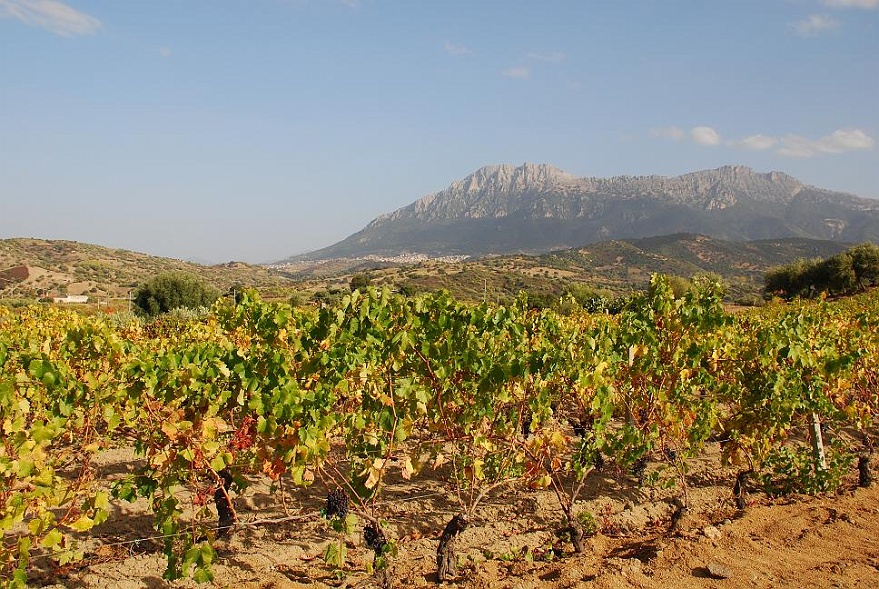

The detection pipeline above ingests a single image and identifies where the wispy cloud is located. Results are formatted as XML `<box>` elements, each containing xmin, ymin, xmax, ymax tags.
<box><xmin>650</xmin><ymin>125</ymin><xmax>874</xmax><ymax>157</ymax></box>
<box><xmin>691</xmin><ymin>126</ymin><xmax>722</xmax><ymax>146</ymax></box>
<box><xmin>822</xmin><ymin>0</ymin><xmax>879</xmax><ymax>8</ymax></box>
<box><xmin>792</xmin><ymin>14</ymin><xmax>840</xmax><ymax>36</ymax></box>
<box><xmin>775</xmin><ymin>129</ymin><xmax>875</xmax><ymax>157</ymax></box>
<box><xmin>501</xmin><ymin>50</ymin><xmax>565</xmax><ymax>80</ymax></box>
<box><xmin>723</xmin><ymin>128</ymin><xmax>875</xmax><ymax>157</ymax></box>
<box><xmin>0</xmin><ymin>0</ymin><xmax>101</xmax><ymax>36</ymax></box>
<box><xmin>649</xmin><ymin>126</ymin><xmax>686</xmax><ymax>141</ymax></box>
<box><xmin>526</xmin><ymin>51</ymin><xmax>566</xmax><ymax>63</ymax></box>
<box><xmin>159</xmin><ymin>47</ymin><xmax>172</xmax><ymax>58</ymax></box>
<box><xmin>502</xmin><ymin>66</ymin><xmax>530</xmax><ymax>79</ymax></box>
<box><xmin>444</xmin><ymin>42</ymin><xmax>472</xmax><ymax>56</ymax></box>
<box><xmin>729</xmin><ymin>134</ymin><xmax>779</xmax><ymax>151</ymax></box>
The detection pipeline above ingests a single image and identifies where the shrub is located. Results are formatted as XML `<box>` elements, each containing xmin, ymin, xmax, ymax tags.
<box><xmin>350</xmin><ymin>273</ymin><xmax>371</xmax><ymax>291</ymax></box>
<box><xmin>133</xmin><ymin>272</ymin><xmax>219</xmax><ymax>317</ymax></box>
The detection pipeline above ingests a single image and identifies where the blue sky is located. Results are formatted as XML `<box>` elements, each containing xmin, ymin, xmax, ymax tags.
<box><xmin>1</xmin><ymin>0</ymin><xmax>877</xmax><ymax>263</ymax></box>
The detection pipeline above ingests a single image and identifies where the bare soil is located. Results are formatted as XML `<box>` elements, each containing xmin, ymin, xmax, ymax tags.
<box><xmin>32</xmin><ymin>448</ymin><xmax>879</xmax><ymax>589</ymax></box>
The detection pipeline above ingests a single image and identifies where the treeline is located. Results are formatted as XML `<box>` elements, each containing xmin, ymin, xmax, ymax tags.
<box><xmin>764</xmin><ymin>242</ymin><xmax>879</xmax><ymax>300</ymax></box>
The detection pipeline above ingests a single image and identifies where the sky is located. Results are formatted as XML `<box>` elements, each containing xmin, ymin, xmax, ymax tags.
<box><xmin>1</xmin><ymin>0</ymin><xmax>878</xmax><ymax>264</ymax></box>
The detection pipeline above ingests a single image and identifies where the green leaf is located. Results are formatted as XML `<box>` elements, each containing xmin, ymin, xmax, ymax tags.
<box><xmin>31</xmin><ymin>425</ymin><xmax>56</xmax><ymax>444</ymax></box>
<box><xmin>193</xmin><ymin>567</ymin><xmax>214</xmax><ymax>583</ymax></box>
<box><xmin>40</xmin><ymin>528</ymin><xmax>63</xmax><ymax>549</ymax></box>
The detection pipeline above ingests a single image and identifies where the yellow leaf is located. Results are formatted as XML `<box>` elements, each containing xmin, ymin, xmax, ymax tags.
<box><xmin>161</xmin><ymin>422</ymin><xmax>178</xmax><ymax>440</ymax></box>
<box><xmin>401</xmin><ymin>456</ymin><xmax>414</xmax><ymax>480</ymax></box>
<box><xmin>531</xmin><ymin>474</ymin><xmax>551</xmax><ymax>489</ymax></box>
<box><xmin>363</xmin><ymin>458</ymin><xmax>386</xmax><ymax>489</ymax></box>
<box><xmin>550</xmin><ymin>430</ymin><xmax>567</xmax><ymax>449</ymax></box>
<box><xmin>472</xmin><ymin>459</ymin><xmax>485</xmax><ymax>481</ymax></box>
<box><xmin>93</xmin><ymin>491</ymin><xmax>109</xmax><ymax>510</ymax></box>
<box><xmin>69</xmin><ymin>515</ymin><xmax>94</xmax><ymax>532</ymax></box>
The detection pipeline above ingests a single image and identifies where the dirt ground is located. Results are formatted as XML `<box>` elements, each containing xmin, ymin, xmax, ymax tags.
<box><xmin>32</xmin><ymin>447</ymin><xmax>879</xmax><ymax>589</ymax></box>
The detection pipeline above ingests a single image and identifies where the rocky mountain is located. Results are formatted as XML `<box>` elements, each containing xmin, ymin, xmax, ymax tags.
<box><xmin>288</xmin><ymin>164</ymin><xmax>879</xmax><ymax>261</ymax></box>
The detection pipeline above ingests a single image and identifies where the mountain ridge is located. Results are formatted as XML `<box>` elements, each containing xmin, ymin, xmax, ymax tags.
<box><xmin>367</xmin><ymin>163</ymin><xmax>807</xmax><ymax>227</ymax></box>
<box><xmin>287</xmin><ymin>163</ymin><xmax>878</xmax><ymax>262</ymax></box>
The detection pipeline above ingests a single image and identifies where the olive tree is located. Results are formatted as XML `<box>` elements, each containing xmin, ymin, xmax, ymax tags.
<box><xmin>133</xmin><ymin>271</ymin><xmax>219</xmax><ymax>317</ymax></box>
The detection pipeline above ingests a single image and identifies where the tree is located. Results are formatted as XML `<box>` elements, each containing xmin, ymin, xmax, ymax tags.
<box><xmin>349</xmin><ymin>273</ymin><xmax>371</xmax><ymax>291</ymax></box>
<box><xmin>397</xmin><ymin>283</ymin><xmax>416</xmax><ymax>297</ymax></box>
<box><xmin>133</xmin><ymin>272</ymin><xmax>219</xmax><ymax>317</ymax></box>
<box><xmin>825</xmin><ymin>253</ymin><xmax>856</xmax><ymax>295</ymax></box>
<box><xmin>849</xmin><ymin>243</ymin><xmax>879</xmax><ymax>290</ymax></box>
<box><xmin>227</xmin><ymin>283</ymin><xmax>244</xmax><ymax>305</ymax></box>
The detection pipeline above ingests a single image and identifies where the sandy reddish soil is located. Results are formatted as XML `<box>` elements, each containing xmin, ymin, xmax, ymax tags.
<box><xmin>32</xmin><ymin>447</ymin><xmax>879</xmax><ymax>589</ymax></box>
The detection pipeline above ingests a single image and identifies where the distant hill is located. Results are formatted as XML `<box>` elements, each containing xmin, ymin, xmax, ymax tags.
<box><xmin>285</xmin><ymin>163</ymin><xmax>879</xmax><ymax>261</ymax></box>
<box><xmin>287</xmin><ymin>234</ymin><xmax>852</xmax><ymax>304</ymax></box>
<box><xmin>0</xmin><ymin>238</ymin><xmax>291</xmax><ymax>300</ymax></box>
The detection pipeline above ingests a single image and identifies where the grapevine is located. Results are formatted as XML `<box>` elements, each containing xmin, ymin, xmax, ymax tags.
<box><xmin>1</xmin><ymin>282</ymin><xmax>878</xmax><ymax>585</ymax></box>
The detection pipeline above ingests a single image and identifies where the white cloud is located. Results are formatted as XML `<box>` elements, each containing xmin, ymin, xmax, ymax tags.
<box><xmin>502</xmin><ymin>66</ymin><xmax>530</xmax><ymax>79</ymax></box>
<box><xmin>0</xmin><ymin>0</ymin><xmax>101</xmax><ymax>36</ymax></box>
<box><xmin>654</xmin><ymin>125</ymin><xmax>874</xmax><ymax>157</ymax></box>
<box><xmin>159</xmin><ymin>47</ymin><xmax>172</xmax><ymax>58</ymax></box>
<box><xmin>775</xmin><ymin>128</ymin><xmax>875</xmax><ymax>157</ymax></box>
<box><xmin>526</xmin><ymin>51</ymin><xmax>566</xmax><ymax>63</ymax></box>
<box><xmin>729</xmin><ymin>134</ymin><xmax>779</xmax><ymax>151</ymax></box>
<box><xmin>822</xmin><ymin>0</ymin><xmax>879</xmax><ymax>8</ymax></box>
<box><xmin>649</xmin><ymin>126</ymin><xmax>686</xmax><ymax>141</ymax></box>
<box><xmin>792</xmin><ymin>14</ymin><xmax>840</xmax><ymax>36</ymax></box>
<box><xmin>444</xmin><ymin>42</ymin><xmax>472</xmax><ymax>56</ymax></box>
<box><xmin>691</xmin><ymin>126</ymin><xmax>722</xmax><ymax>146</ymax></box>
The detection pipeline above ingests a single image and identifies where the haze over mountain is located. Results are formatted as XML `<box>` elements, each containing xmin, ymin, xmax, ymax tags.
<box><xmin>286</xmin><ymin>164</ymin><xmax>879</xmax><ymax>262</ymax></box>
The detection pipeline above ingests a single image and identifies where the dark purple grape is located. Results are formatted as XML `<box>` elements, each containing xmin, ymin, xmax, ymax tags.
<box><xmin>325</xmin><ymin>487</ymin><xmax>348</xmax><ymax>519</ymax></box>
<box><xmin>364</xmin><ymin>522</ymin><xmax>387</xmax><ymax>554</ymax></box>
<box><xmin>631</xmin><ymin>456</ymin><xmax>648</xmax><ymax>484</ymax></box>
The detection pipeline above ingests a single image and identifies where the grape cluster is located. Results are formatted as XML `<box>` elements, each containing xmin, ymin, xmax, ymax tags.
<box><xmin>631</xmin><ymin>456</ymin><xmax>648</xmax><ymax>484</ymax></box>
<box><xmin>324</xmin><ymin>488</ymin><xmax>348</xmax><ymax>519</ymax></box>
<box><xmin>363</xmin><ymin>522</ymin><xmax>387</xmax><ymax>554</ymax></box>
<box><xmin>521</xmin><ymin>415</ymin><xmax>533</xmax><ymax>438</ymax></box>
<box><xmin>593</xmin><ymin>451</ymin><xmax>605</xmax><ymax>472</ymax></box>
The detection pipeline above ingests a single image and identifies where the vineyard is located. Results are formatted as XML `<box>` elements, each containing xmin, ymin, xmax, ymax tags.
<box><xmin>2</xmin><ymin>275</ymin><xmax>879</xmax><ymax>588</ymax></box>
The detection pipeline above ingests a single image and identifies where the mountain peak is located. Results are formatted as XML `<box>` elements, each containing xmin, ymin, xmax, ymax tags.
<box><xmin>446</xmin><ymin>162</ymin><xmax>576</xmax><ymax>197</ymax></box>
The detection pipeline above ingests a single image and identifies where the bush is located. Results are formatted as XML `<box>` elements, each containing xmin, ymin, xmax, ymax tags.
<box><xmin>288</xmin><ymin>291</ymin><xmax>304</xmax><ymax>307</ymax></box>
<box><xmin>649</xmin><ymin>274</ymin><xmax>692</xmax><ymax>298</ymax></box>
<box><xmin>103</xmin><ymin>310</ymin><xmax>143</xmax><ymax>330</ymax></box>
<box><xmin>312</xmin><ymin>288</ymin><xmax>346</xmax><ymax>308</ymax></box>
<box><xmin>133</xmin><ymin>272</ymin><xmax>219</xmax><ymax>317</ymax></box>
<box><xmin>350</xmin><ymin>273</ymin><xmax>371</xmax><ymax>291</ymax></box>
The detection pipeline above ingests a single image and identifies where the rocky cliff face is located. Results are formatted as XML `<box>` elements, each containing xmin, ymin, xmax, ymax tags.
<box><xmin>288</xmin><ymin>164</ymin><xmax>879</xmax><ymax>261</ymax></box>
